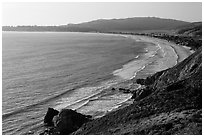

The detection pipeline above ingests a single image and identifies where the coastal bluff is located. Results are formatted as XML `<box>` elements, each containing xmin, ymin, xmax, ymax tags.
<box><xmin>41</xmin><ymin>108</ymin><xmax>92</xmax><ymax>135</ymax></box>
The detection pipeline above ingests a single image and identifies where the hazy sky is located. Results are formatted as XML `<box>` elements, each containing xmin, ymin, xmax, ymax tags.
<box><xmin>2</xmin><ymin>2</ymin><xmax>202</xmax><ymax>26</ymax></box>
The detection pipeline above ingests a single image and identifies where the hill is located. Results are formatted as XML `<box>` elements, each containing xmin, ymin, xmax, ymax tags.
<box><xmin>176</xmin><ymin>22</ymin><xmax>202</xmax><ymax>37</ymax></box>
<box><xmin>2</xmin><ymin>17</ymin><xmax>190</xmax><ymax>32</ymax></box>
<box><xmin>67</xmin><ymin>17</ymin><xmax>189</xmax><ymax>32</ymax></box>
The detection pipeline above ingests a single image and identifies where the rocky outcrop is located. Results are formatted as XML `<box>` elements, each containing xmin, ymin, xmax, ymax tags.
<box><xmin>44</xmin><ymin>108</ymin><xmax>59</xmax><ymax>126</ymax></box>
<box><xmin>41</xmin><ymin>108</ymin><xmax>92</xmax><ymax>135</ymax></box>
<box><xmin>54</xmin><ymin>109</ymin><xmax>92</xmax><ymax>134</ymax></box>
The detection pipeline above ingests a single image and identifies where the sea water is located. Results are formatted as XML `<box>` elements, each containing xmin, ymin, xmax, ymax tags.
<box><xmin>3</xmin><ymin>32</ymin><xmax>153</xmax><ymax>134</ymax></box>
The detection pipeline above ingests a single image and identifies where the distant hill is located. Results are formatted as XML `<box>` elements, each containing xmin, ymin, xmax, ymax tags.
<box><xmin>176</xmin><ymin>22</ymin><xmax>202</xmax><ymax>37</ymax></box>
<box><xmin>67</xmin><ymin>17</ymin><xmax>190</xmax><ymax>32</ymax></box>
<box><xmin>2</xmin><ymin>17</ymin><xmax>190</xmax><ymax>32</ymax></box>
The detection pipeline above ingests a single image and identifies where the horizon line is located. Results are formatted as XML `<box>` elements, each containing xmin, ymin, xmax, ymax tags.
<box><xmin>3</xmin><ymin>16</ymin><xmax>201</xmax><ymax>27</ymax></box>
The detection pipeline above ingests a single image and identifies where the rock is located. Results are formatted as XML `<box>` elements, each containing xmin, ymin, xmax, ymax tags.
<box><xmin>131</xmin><ymin>87</ymin><xmax>152</xmax><ymax>101</ymax></box>
<box><xmin>131</xmin><ymin>90</ymin><xmax>137</xmax><ymax>99</ymax></box>
<box><xmin>136</xmin><ymin>79</ymin><xmax>146</xmax><ymax>85</ymax></box>
<box><xmin>53</xmin><ymin>115</ymin><xmax>59</xmax><ymax>127</ymax></box>
<box><xmin>119</xmin><ymin>88</ymin><xmax>125</xmax><ymax>91</ymax></box>
<box><xmin>112</xmin><ymin>87</ymin><xmax>116</xmax><ymax>90</ymax></box>
<box><xmin>39</xmin><ymin>127</ymin><xmax>59</xmax><ymax>135</ymax></box>
<box><xmin>118</xmin><ymin>88</ymin><xmax>131</xmax><ymax>93</ymax></box>
<box><xmin>27</xmin><ymin>131</ymin><xmax>34</xmax><ymax>135</ymax></box>
<box><xmin>54</xmin><ymin>109</ymin><xmax>91</xmax><ymax>134</ymax></box>
<box><xmin>44</xmin><ymin>108</ymin><xmax>59</xmax><ymax>126</ymax></box>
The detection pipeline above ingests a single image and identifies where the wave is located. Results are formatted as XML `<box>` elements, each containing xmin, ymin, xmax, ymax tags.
<box><xmin>75</xmin><ymin>92</ymin><xmax>133</xmax><ymax>114</ymax></box>
<box><xmin>113</xmin><ymin>44</ymin><xmax>160</xmax><ymax>80</ymax></box>
<box><xmin>135</xmin><ymin>55</ymin><xmax>140</xmax><ymax>59</ymax></box>
<box><xmin>2</xmin><ymin>84</ymin><xmax>86</xmax><ymax>120</ymax></box>
<box><xmin>130</xmin><ymin>65</ymin><xmax>146</xmax><ymax>80</ymax></box>
<box><xmin>92</xmin><ymin>94</ymin><xmax>133</xmax><ymax>119</ymax></box>
<box><xmin>108</xmin><ymin>95</ymin><xmax>132</xmax><ymax>111</ymax></box>
<box><xmin>54</xmin><ymin>78</ymin><xmax>121</xmax><ymax>111</ymax></box>
<box><xmin>169</xmin><ymin>44</ymin><xmax>179</xmax><ymax>65</ymax></box>
<box><xmin>74</xmin><ymin>100</ymin><xmax>91</xmax><ymax>110</ymax></box>
<box><xmin>53</xmin><ymin>76</ymin><xmax>135</xmax><ymax>119</ymax></box>
<box><xmin>54</xmin><ymin>89</ymin><xmax>102</xmax><ymax>110</ymax></box>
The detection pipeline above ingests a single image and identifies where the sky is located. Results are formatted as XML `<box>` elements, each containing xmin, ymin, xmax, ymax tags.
<box><xmin>2</xmin><ymin>2</ymin><xmax>202</xmax><ymax>26</ymax></box>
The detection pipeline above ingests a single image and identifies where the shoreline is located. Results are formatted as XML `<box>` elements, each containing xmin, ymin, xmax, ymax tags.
<box><xmin>81</xmin><ymin>33</ymin><xmax>194</xmax><ymax>120</ymax></box>
<box><xmin>151</xmin><ymin>36</ymin><xmax>194</xmax><ymax>63</ymax></box>
<box><xmin>130</xmin><ymin>34</ymin><xmax>193</xmax><ymax>63</ymax></box>
<box><xmin>54</xmin><ymin>33</ymin><xmax>194</xmax><ymax>119</ymax></box>
<box><xmin>38</xmin><ymin>32</ymin><xmax>197</xmax><ymax>135</ymax></box>
<box><xmin>113</xmin><ymin>34</ymin><xmax>193</xmax><ymax>81</ymax></box>
<box><xmin>99</xmin><ymin>33</ymin><xmax>194</xmax><ymax>118</ymax></box>
<box><xmin>2</xmin><ymin>31</ymin><xmax>199</xmax><ymax>135</ymax></box>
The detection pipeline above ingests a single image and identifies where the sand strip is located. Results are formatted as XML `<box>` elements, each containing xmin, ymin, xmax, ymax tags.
<box><xmin>113</xmin><ymin>35</ymin><xmax>193</xmax><ymax>80</ymax></box>
<box><xmin>130</xmin><ymin>35</ymin><xmax>193</xmax><ymax>63</ymax></box>
<box><xmin>151</xmin><ymin>37</ymin><xmax>193</xmax><ymax>63</ymax></box>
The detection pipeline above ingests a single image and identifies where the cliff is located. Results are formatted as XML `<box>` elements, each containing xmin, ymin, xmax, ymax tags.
<box><xmin>177</xmin><ymin>22</ymin><xmax>202</xmax><ymax>37</ymax></box>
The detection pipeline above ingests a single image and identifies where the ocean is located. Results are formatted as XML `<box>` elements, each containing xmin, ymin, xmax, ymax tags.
<box><xmin>3</xmin><ymin>32</ymin><xmax>159</xmax><ymax>134</ymax></box>
<box><xmin>2</xmin><ymin>31</ymin><xmax>179</xmax><ymax>135</ymax></box>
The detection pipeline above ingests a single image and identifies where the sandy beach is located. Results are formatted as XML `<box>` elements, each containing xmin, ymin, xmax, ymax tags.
<box><xmin>113</xmin><ymin>34</ymin><xmax>193</xmax><ymax>80</ymax></box>
<box><xmin>149</xmin><ymin>36</ymin><xmax>194</xmax><ymax>62</ymax></box>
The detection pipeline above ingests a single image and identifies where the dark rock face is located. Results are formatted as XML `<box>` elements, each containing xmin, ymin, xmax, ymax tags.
<box><xmin>135</xmin><ymin>79</ymin><xmax>146</xmax><ymax>85</ymax></box>
<box><xmin>54</xmin><ymin>109</ymin><xmax>91</xmax><ymax>135</ymax></box>
<box><xmin>44</xmin><ymin>108</ymin><xmax>59</xmax><ymax>126</ymax></box>
<box><xmin>118</xmin><ymin>88</ymin><xmax>131</xmax><ymax>93</ymax></box>
<box><xmin>39</xmin><ymin>127</ymin><xmax>59</xmax><ymax>135</ymax></box>
<box><xmin>41</xmin><ymin>109</ymin><xmax>92</xmax><ymax>135</ymax></box>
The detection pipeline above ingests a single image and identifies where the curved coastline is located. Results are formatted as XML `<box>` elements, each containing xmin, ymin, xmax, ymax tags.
<box><xmin>65</xmin><ymin>33</ymin><xmax>194</xmax><ymax>120</ymax></box>
<box><xmin>113</xmin><ymin>34</ymin><xmax>193</xmax><ymax>80</ymax></box>
<box><xmin>71</xmin><ymin>33</ymin><xmax>194</xmax><ymax>119</ymax></box>
<box><xmin>69</xmin><ymin>33</ymin><xmax>196</xmax><ymax>133</ymax></box>
<box><xmin>103</xmin><ymin>33</ymin><xmax>194</xmax><ymax>115</ymax></box>
<box><xmin>2</xmin><ymin>31</ymin><xmax>197</xmax><ymax>135</ymax></box>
